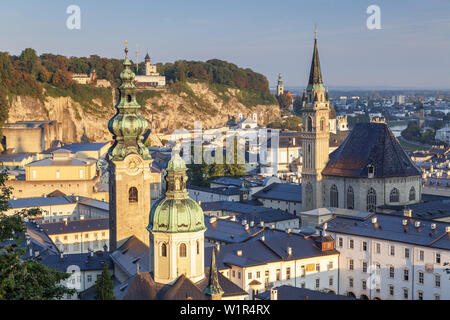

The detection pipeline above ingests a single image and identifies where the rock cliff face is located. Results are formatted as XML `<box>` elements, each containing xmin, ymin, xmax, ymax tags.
<box><xmin>7</xmin><ymin>82</ymin><xmax>280</xmax><ymax>143</ymax></box>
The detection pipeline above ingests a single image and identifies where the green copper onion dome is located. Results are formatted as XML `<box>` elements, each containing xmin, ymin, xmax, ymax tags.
<box><xmin>148</xmin><ymin>145</ymin><xmax>206</xmax><ymax>233</ymax></box>
<box><xmin>107</xmin><ymin>41</ymin><xmax>151</xmax><ymax>161</ymax></box>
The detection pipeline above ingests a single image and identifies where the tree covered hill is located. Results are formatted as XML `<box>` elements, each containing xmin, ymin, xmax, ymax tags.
<box><xmin>0</xmin><ymin>48</ymin><xmax>278</xmax><ymax>142</ymax></box>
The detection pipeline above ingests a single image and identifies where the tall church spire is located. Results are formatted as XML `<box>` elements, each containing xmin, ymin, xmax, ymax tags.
<box><xmin>108</xmin><ymin>41</ymin><xmax>151</xmax><ymax>161</ymax></box>
<box><xmin>204</xmin><ymin>249</ymin><xmax>224</xmax><ymax>300</ymax></box>
<box><xmin>307</xmin><ymin>27</ymin><xmax>324</xmax><ymax>92</ymax></box>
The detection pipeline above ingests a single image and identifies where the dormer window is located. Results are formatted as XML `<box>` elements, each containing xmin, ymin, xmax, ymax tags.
<box><xmin>367</xmin><ymin>164</ymin><xmax>375</xmax><ymax>178</ymax></box>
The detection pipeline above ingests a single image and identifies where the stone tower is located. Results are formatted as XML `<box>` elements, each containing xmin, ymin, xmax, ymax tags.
<box><xmin>300</xmin><ymin>30</ymin><xmax>330</xmax><ymax>211</ymax></box>
<box><xmin>108</xmin><ymin>41</ymin><xmax>153</xmax><ymax>250</ymax></box>
<box><xmin>144</xmin><ymin>52</ymin><xmax>151</xmax><ymax>76</ymax></box>
<box><xmin>147</xmin><ymin>145</ymin><xmax>206</xmax><ymax>284</ymax></box>
<box><xmin>277</xmin><ymin>73</ymin><xmax>284</xmax><ymax>96</ymax></box>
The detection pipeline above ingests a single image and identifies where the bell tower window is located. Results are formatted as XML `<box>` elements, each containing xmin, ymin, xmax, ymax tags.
<box><xmin>161</xmin><ymin>243</ymin><xmax>167</xmax><ymax>257</ymax></box>
<box><xmin>307</xmin><ymin>116</ymin><xmax>313</xmax><ymax>132</ymax></box>
<box><xmin>179</xmin><ymin>243</ymin><xmax>187</xmax><ymax>257</ymax></box>
<box><xmin>129</xmin><ymin>187</ymin><xmax>138</xmax><ymax>203</ymax></box>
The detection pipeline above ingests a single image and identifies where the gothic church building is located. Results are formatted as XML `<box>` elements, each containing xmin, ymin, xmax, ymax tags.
<box><xmin>300</xmin><ymin>33</ymin><xmax>422</xmax><ymax>213</ymax></box>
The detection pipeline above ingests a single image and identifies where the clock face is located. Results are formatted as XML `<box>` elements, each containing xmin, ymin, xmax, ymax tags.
<box><xmin>124</xmin><ymin>154</ymin><xmax>143</xmax><ymax>175</ymax></box>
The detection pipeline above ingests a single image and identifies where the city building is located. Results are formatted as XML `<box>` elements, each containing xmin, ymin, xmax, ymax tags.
<box><xmin>436</xmin><ymin>127</ymin><xmax>450</xmax><ymax>144</ymax></box>
<box><xmin>42</xmin><ymin>218</ymin><xmax>109</xmax><ymax>254</ymax></box>
<box><xmin>134</xmin><ymin>52</ymin><xmax>166</xmax><ymax>88</ymax></box>
<box><xmin>252</xmin><ymin>183</ymin><xmax>302</xmax><ymax>215</ymax></box>
<box><xmin>72</xmin><ymin>70</ymin><xmax>97</xmax><ymax>85</ymax></box>
<box><xmin>201</xmin><ymin>201</ymin><xmax>300</xmax><ymax>231</ymax></box>
<box><xmin>255</xmin><ymin>285</ymin><xmax>354</xmax><ymax>300</ymax></box>
<box><xmin>2</xmin><ymin>120</ymin><xmax>62</xmax><ymax>153</ymax></box>
<box><xmin>205</xmin><ymin>232</ymin><xmax>339</xmax><ymax>299</ymax></box>
<box><xmin>7</xmin><ymin>195</ymin><xmax>108</xmax><ymax>222</ymax></box>
<box><xmin>326</xmin><ymin>212</ymin><xmax>450</xmax><ymax>300</ymax></box>
<box><xmin>299</xmin><ymin>33</ymin><xmax>422</xmax><ymax>212</ymax></box>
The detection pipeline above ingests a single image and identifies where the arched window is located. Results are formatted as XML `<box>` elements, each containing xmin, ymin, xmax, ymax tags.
<box><xmin>305</xmin><ymin>183</ymin><xmax>313</xmax><ymax>208</ymax></box>
<box><xmin>409</xmin><ymin>187</ymin><xmax>416</xmax><ymax>201</ymax></box>
<box><xmin>320</xmin><ymin>118</ymin><xmax>325</xmax><ymax>131</ymax></box>
<box><xmin>367</xmin><ymin>188</ymin><xmax>377</xmax><ymax>212</ymax></box>
<box><xmin>347</xmin><ymin>186</ymin><xmax>354</xmax><ymax>209</ymax></box>
<box><xmin>307</xmin><ymin>116</ymin><xmax>313</xmax><ymax>132</ymax></box>
<box><xmin>179</xmin><ymin>243</ymin><xmax>187</xmax><ymax>257</ymax></box>
<box><xmin>196</xmin><ymin>240</ymin><xmax>200</xmax><ymax>255</ymax></box>
<box><xmin>390</xmin><ymin>188</ymin><xmax>400</xmax><ymax>203</ymax></box>
<box><xmin>330</xmin><ymin>185</ymin><xmax>339</xmax><ymax>207</ymax></box>
<box><xmin>161</xmin><ymin>243</ymin><xmax>167</xmax><ymax>257</ymax></box>
<box><xmin>129</xmin><ymin>187</ymin><xmax>138</xmax><ymax>203</ymax></box>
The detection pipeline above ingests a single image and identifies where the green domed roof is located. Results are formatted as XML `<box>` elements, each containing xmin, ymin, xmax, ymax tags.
<box><xmin>148</xmin><ymin>197</ymin><xmax>205</xmax><ymax>233</ymax></box>
<box><xmin>148</xmin><ymin>144</ymin><xmax>205</xmax><ymax>234</ymax></box>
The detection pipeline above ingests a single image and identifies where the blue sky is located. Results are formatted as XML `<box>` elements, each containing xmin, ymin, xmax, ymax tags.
<box><xmin>1</xmin><ymin>0</ymin><xmax>449</xmax><ymax>89</ymax></box>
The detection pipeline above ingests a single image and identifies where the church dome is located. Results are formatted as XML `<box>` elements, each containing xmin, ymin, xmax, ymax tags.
<box><xmin>148</xmin><ymin>197</ymin><xmax>205</xmax><ymax>233</ymax></box>
<box><xmin>148</xmin><ymin>144</ymin><xmax>205</xmax><ymax>233</ymax></box>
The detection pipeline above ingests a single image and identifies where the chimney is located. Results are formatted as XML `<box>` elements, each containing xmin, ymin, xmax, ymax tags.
<box><xmin>245</xmin><ymin>224</ymin><xmax>249</xmax><ymax>231</ymax></box>
<box><xmin>198</xmin><ymin>200</ymin><xmax>202</xmax><ymax>206</ymax></box>
<box><xmin>75</xmin><ymin>196</ymin><xmax>79</xmax><ymax>202</ymax></box>
<box><xmin>403</xmin><ymin>208</ymin><xmax>412</xmax><ymax>217</ymax></box>
<box><xmin>270</xmin><ymin>288</ymin><xmax>278</xmax><ymax>300</ymax></box>
<box><xmin>260</xmin><ymin>221</ymin><xmax>265</xmax><ymax>227</ymax></box>
<box><xmin>34</xmin><ymin>250</ymin><xmax>39</xmax><ymax>257</ymax></box>
<box><xmin>60</xmin><ymin>252</ymin><xmax>64</xmax><ymax>260</ymax></box>
<box><xmin>80</xmin><ymin>215</ymin><xmax>85</xmax><ymax>220</ymax></box>
<box><xmin>402</xmin><ymin>219</ymin><xmax>408</xmax><ymax>226</ymax></box>
<box><xmin>431</xmin><ymin>223</ymin><xmax>437</xmax><ymax>230</ymax></box>
<box><xmin>261</xmin><ymin>235</ymin><xmax>265</xmax><ymax>241</ymax></box>
<box><xmin>237</xmin><ymin>250</ymin><xmax>243</xmax><ymax>256</ymax></box>
<box><xmin>372</xmin><ymin>217</ymin><xmax>378</xmax><ymax>224</ymax></box>
<box><xmin>286</xmin><ymin>228</ymin><xmax>291</xmax><ymax>234</ymax></box>
<box><xmin>216</xmin><ymin>243</ymin><xmax>221</xmax><ymax>252</ymax></box>
<box><xmin>89</xmin><ymin>250</ymin><xmax>94</xmax><ymax>257</ymax></box>
<box><xmin>446</xmin><ymin>226</ymin><xmax>450</xmax><ymax>233</ymax></box>
<box><xmin>271</xmin><ymin>225</ymin><xmax>275</xmax><ymax>230</ymax></box>
<box><xmin>415</xmin><ymin>221</ymin><xmax>421</xmax><ymax>228</ymax></box>
<box><xmin>250</xmin><ymin>221</ymin><xmax>255</xmax><ymax>227</ymax></box>
<box><xmin>242</xmin><ymin>219</ymin><xmax>247</xmax><ymax>226</ymax></box>
<box><xmin>323</xmin><ymin>223</ymin><xmax>328</xmax><ymax>236</ymax></box>
<box><xmin>63</xmin><ymin>218</ymin><xmax>68</xmax><ymax>226</ymax></box>
<box><xmin>287</xmin><ymin>247</ymin><xmax>292</xmax><ymax>256</ymax></box>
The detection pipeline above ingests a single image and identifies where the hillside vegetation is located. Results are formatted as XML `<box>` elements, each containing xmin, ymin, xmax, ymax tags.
<box><xmin>0</xmin><ymin>48</ymin><xmax>278</xmax><ymax>141</ymax></box>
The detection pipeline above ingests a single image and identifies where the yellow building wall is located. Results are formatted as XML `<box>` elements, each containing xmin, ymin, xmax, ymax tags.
<box><xmin>26</xmin><ymin>163</ymin><xmax>97</xmax><ymax>181</ymax></box>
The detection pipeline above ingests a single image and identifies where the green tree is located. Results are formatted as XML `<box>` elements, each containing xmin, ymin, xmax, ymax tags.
<box><xmin>19</xmin><ymin>48</ymin><xmax>39</xmax><ymax>77</ymax></box>
<box><xmin>0</xmin><ymin>172</ymin><xmax>74</xmax><ymax>300</ymax></box>
<box><xmin>94</xmin><ymin>264</ymin><xmax>115</xmax><ymax>300</ymax></box>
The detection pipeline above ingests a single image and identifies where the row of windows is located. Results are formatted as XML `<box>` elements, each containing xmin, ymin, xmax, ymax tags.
<box><xmin>55</xmin><ymin>232</ymin><xmax>106</xmax><ymax>242</ymax></box>
<box><xmin>329</xmin><ymin>185</ymin><xmax>416</xmax><ymax>210</ymax></box>
<box><xmin>159</xmin><ymin>241</ymin><xmax>201</xmax><ymax>258</ymax></box>
<box><xmin>347</xmin><ymin>262</ymin><xmax>442</xmax><ymax>287</ymax></box>
<box><xmin>338</xmin><ymin>238</ymin><xmax>442</xmax><ymax>262</ymax></box>
<box><xmin>348</xmin><ymin>278</ymin><xmax>441</xmax><ymax>299</ymax></box>
<box><xmin>31</xmin><ymin>169</ymin><xmax>85</xmax><ymax>180</ymax></box>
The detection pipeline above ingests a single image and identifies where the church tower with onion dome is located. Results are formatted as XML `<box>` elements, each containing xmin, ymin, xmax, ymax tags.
<box><xmin>148</xmin><ymin>144</ymin><xmax>206</xmax><ymax>284</ymax></box>
<box><xmin>108</xmin><ymin>41</ymin><xmax>153</xmax><ymax>250</ymax></box>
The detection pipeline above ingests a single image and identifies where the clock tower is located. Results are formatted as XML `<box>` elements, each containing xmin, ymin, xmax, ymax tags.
<box><xmin>300</xmin><ymin>30</ymin><xmax>330</xmax><ymax>211</ymax></box>
<box><xmin>108</xmin><ymin>41</ymin><xmax>153</xmax><ymax>250</ymax></box>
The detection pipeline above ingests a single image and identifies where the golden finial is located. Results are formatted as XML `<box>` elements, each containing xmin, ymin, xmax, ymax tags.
<box><xmin>124</xmin><ymin>40</ymin><xmax>129</xmax><ymax>56</ymax></box>
<box><xmin>314</xmin><ymin>24</ymin><xmax>318</xmax><ymax>39</ymax></box>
